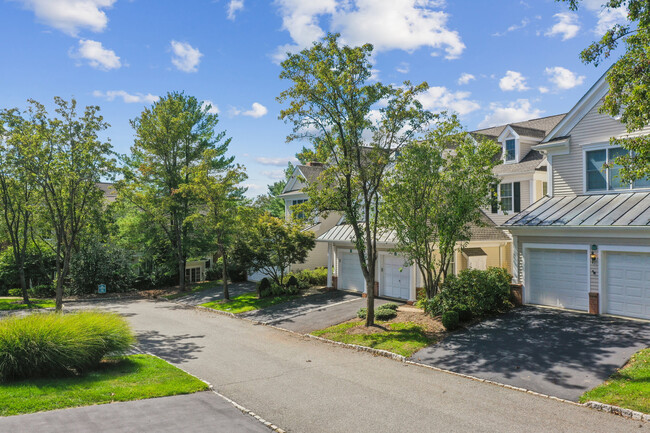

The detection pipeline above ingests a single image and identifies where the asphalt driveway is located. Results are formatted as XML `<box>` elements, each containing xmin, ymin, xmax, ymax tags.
<box><xmin>243</xmin><ymin>290</ymin><xmax>400</xmax><ymax>333</ymax></box>
<box><xmin>410</xmin><ymin>306</ymin><xmax>650</xmax><ymax>401</ymax></box>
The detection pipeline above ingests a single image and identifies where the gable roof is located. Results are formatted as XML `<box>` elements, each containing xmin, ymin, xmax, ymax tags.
<box><xmin>281</xmin><ymin>164</ymin><xmax>326</xmax><ymax>194</ymax></box>
<box><xmin>542</xmin><ymin>70</ymin><xmax>610</xmax><ymax>143</ymax></box>
<box><xmin>472</xmin><ymin>113</ymin><xmax>567</xmax><ymax>141</ymax></box>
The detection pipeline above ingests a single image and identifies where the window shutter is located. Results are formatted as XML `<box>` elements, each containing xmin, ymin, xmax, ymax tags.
<box><xmin>514</xmin><ymin>182</ymin><xmax>521</xmax><ymax>212</ymax></box>
<box><xmin>491</xmin><ymin>184</ymin><xmax>498</xmax><ymax>214</ymax></box>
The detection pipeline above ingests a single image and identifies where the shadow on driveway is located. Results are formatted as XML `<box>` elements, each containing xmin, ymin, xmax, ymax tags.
<box><xmin>410</xmin><ymin>306</ymin><xmax>650</xmax><ymax>401</ymax></box>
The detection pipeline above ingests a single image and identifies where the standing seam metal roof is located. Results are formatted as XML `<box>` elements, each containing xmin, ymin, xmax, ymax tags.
<box><xmin>503</xmin><ymin>192</ymin><xmax>650</xmax><ymax>227</ymax></box>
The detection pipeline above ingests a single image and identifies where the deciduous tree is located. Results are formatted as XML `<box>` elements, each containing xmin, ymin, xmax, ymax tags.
<box><xmin>277</xmin><ymin>33</ymin><xmax>431</xmax><ymax>325</ymax></box>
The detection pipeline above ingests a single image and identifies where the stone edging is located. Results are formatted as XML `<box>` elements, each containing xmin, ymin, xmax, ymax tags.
<box><xmin>177</xmin><ymin>299</ymin><xmax>650</xmax><ymax>424</ymax></box>
<box><xmin>139</xmin><ymin>349</ymin><xmax>286</xmax><ymax>433</ymax></box>
<box><xmin>584</xmin><ymin>401</ymin><xmax>650</xmax><ymax>422</ymax></box>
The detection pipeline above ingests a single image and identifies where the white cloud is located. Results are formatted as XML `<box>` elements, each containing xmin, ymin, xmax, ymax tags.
<box><xmin>227</xmin><ymin>0</ymin><xmax>244</xmax><ymax>20</ymax></box>
<box><xmin>544</xmin><ymin>66</ymin><xmax>585</xmax><ymax>90</ymax></box>
<box><xmin>273</xmin><ymin>0</ymin><xmax>465</xmax><ymax>62</ymax></box>
<box><xmin>201</xmin><ymin>100</ymin><xmax>220</xmax><ymax>114</ymax></box>
<box><xmin>538</xmin><ymin>86</ymin><xmax>549</xmax><ymax>94</ymax></box>
<box><xmin>369</xmin><ymin>68</ymin><xmax>380</xmax><ymax>81</ymax></box>
<box><xmin>261</xmin><ymin>169</ymin><xmax>287</xmax><ymax>180</ymax></box>
<box><xmin>493</xmin><ymin>18</ymin><xmax>529</xmax><ymax>36</ymax></box>
<box><xmin>12</xmin><ymin>0</ymin><xmax>116</xmax><ymax>36</ymax></box>
<box><xmin>545</xmin><ymin>12</ymin><xmax>580</xmax><ymax>40</ymax></box>
<box><xmin>478</xmin><ymin>99</ymin><xmax>543</xmax><ymax>128</ymax></box>
<box><xmin>499</xmin><ymin>71</ymin><xmax>529</xmax><ymax>92</ymax></box>
<box><xmin>582</xmin><ymin>0</ymin><xmax>629</xmax><ymax>35</ymax></box>
<box><xmin>70</xmin><ymin>39</ymin><xmax>120</xmax><ymax>70</ymax></box>
<box><xmin>457</xmin><ymin>73</ymin><xmax>475</xmax><ymax>85</ymax></box>
<box><xmin>92</xmin><ymin>90</ymin><xmax>159</xmax><ymax>104</ymax></box>
<box><xmin>396</xmin><ymin>62</ymin><xmax>409</xmax><ymax>74</ymax></box>
<box><xmin>170</xmin><ymin>40</ymin><xmax>203</xmax><ymax>73</ymax></box>
<box><xmin>255</xmin><ymin>156</ymin><xmax>299</xmax><ymax>166</ymax></box>
<box><xmin>232</xmin><ymin>102</ymin><xmax>268</xmax><ymax>118</ymax></box>
<box><xmin>417</xmin><ymin>86</ymin><xmax>480</xmax><ymax>116</ymax></box>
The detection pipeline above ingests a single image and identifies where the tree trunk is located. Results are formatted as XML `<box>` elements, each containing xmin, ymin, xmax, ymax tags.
<box><xmin>222</xmin><ymin>250</ymin><xmax>229</xmax><ymax>301</ymax></box>
<box><xmin>178</xmin><ymin>258</ymin><xmax>186</xmax><ymax>291</ymax></box>
<box><xmin>55</xmin><ymin>250</ymin><xmax>72</xmax><ymax>312</ymax></box>
<box><xmin>18</xmin><ymin>264</ymin><xmax>29</xmax><ymax>305</ymax></box>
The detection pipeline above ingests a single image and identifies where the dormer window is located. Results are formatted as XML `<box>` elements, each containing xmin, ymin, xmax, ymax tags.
<box><xmin>505</xmin><ymin>139</ymin><xmax>516</xmax><ymax>162</ymax></box>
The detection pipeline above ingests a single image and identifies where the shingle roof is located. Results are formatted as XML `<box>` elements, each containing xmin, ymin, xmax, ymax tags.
<box><xmin>97</xmin><ymin>182</ymin><xmax>117</xmax><ymax>203</ymax></box>
<box><xmin>317</xmin><ymin>212</ymin><xmax>510</xmax><ymax>244</ymax></box>
<box><xmin>492</xmin><ymin>150</ymin><xmax>545</xmax><ymax>175</ymax></box>
<box><xmin>510</xmin><ymin>125</ymin><xmax>546</xmax><ymax>138</ymax></box>
<box><xmin>472</xmin><ymin>113</ymin><xmax>567</xmax><ymax>139</ymax></box>
<box><xmin>297</xmin><ymin>164</ymin><xmax>325</xmax><ymax>184</ymax></box>
<box><xmin>503</xmin><ymin>192</ymin><xmax>650</xmax><ymax>227</ymax></box>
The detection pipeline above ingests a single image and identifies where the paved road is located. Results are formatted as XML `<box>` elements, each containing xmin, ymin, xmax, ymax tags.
<box><xmin>59</xmin><ymin>299</ymin><xmax>645</xmax><ymax>433</ymax></box>
<box><xmin>180</xmin><ymin>281</ymin><xmax>257</xmax><ymax>306</ymax></box>
<box><xmin>411</xmin><ymin>306</ymin><xmax>650</xmax><ymax>401</ymax></box>
<box><xmin>0</xmin><ymin>392</ymin><xmax>269</xmax><ymax>432</ymax></box>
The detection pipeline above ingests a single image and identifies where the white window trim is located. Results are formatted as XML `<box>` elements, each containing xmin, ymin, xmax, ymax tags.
<box><xmin>582</xmin><ymin>143</ymin><xmax>650</xmax><ymax>194</ymax></box>
<box><xmin>498</xmin><ymin>182</ymin><xmax>514</xmax><ymax>215</ymax></box>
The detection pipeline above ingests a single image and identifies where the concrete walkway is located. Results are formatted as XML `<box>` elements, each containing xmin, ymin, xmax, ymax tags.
<box><xmin>57</xmin><ymin>299</ymin><xmax>646</xmax><ymax>432</ymax></box>
<box><xmin>0</xmin><ymin>392</ymin><xmax>269</xmax><ymax>433</ymax></box>
<box><xmin>411</xmin><ymin>306</ymin><xmax>650</xmax><ymax>401</ymax></box>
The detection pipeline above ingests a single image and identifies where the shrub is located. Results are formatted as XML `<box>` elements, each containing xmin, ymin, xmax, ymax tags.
<box><xmin>441</xmin><ymin>311</ymin><xmax>459</xmax><ymax>331</ymax></box>
<box><xmin>379</xmin><ymin>303</ymin><xmax>399</xmax><ymax>311</ymax></box>
<box><xmin>29</xmin><ymin>284</ymin><xmax>55</xmax><ymax>298</ymax></box>
<box><xmin>428</xmin><ymin>267</ymin><xmax>512</xmax><ymax>318</ymax></box>
<box><xmin>456</xmin><ymin>304</ymin><xmax>472</xmax><ymax>322</ymax></box>
<box><xmin>7</xmin><ymin>289</ymin><xmax>22</xmax><ymax>297</ymax></box>
<box><xmin>357</xmin><ymin>307</ymin><xmax>367</xmax><ymax>319</ymax></box>
<box><xmin>258</xmin><ymin>277</ymin><xmax>271</xmax><ymax>297</ymax></box>
<box><xmin>68</xmin><ymin>241</ymin><xmax>137</xmax><ymax>295</ymax></box>
<box><xmin>213</xmin><ymin>257</ymin><xmax>247</xmax><ymax>283</ymax></box>
<box><xmin>0</xmin><ymin>311</ymin><xmax>135</xmax><ymax>382</ymax></box>
<box><xmin>287</xmin><ymin>275</ymin><xmax>299</xmax><ymax>288</ymax></box>
<box><xmin>375</xmin><ymin>308</ymin><xmax>397</xmax><ymax>320</ymax></box>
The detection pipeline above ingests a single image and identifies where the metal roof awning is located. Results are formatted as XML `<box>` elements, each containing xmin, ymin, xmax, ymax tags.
<box><xmin>503</xmin><ymin>192</ymin><xmax>650</xmax><ymax>227</ymax></box>
<box><xmin>316</xmin><ymin>224</ymin><xmax>397</xmax><ymax>244</ymax></box>
<box><xmin>462</xmin><ymin>247</ymin><xmax>487</xmax><ymax>257</ymax></box>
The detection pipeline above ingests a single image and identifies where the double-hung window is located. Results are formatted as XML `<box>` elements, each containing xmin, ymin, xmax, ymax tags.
<box><xmin>505</xmin><ymin>139</ymin><xmax>516</xmax><ymax>162</ymax></box>
<box><xmin>586</xmin><ymin>147</ymin><xmax>650</xmax><ymax>191</ymax></box>
<box><xmin>291</xmin><ymin>199</ymin><xmax>307</xmax><ymax>219</ymax></box>
<box><xmin>500</xmin><ymin>183</ymin><xmax>513</xmax><ymax>212</ymax></box>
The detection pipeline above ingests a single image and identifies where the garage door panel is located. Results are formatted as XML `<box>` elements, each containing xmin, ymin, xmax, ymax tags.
<box><xmin>527</xmin><ymin>248</ymin><xmax>588</xmax><ymax>311</ymax></box>
<box><xmin>338</xmin><ymin>252</ymin><xmax>365</xmax><ymax>292</ymax></box>
<box><xmin>381</xmin><ymin>255</ymin><xmax>410</xmax><ymax>300</ymax></box>
<box><xmin>606</xmin><ymin>252</ymin><xmax>650</xmax><ymax>320</ymax></box>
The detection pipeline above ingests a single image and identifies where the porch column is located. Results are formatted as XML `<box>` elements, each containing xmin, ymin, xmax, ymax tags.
<box><xmin>327</xmin><ymin>242</ymin><xmax>333</xmax><ymax>288</ymax></box>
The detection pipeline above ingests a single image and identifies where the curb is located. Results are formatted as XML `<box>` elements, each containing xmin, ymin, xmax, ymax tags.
<box><xmin>171</xmin><ymin>298</ymin><xmax>650</xmax><ymax>424</ymax></box>
<box><xmin>138</xmin><ymin>349</ymin><xmax>286</xmax><ymax>432</ymax></box>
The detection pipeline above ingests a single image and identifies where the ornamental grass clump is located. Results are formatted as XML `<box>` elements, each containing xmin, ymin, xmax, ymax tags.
<box><xmin>0</xmin><ymin>311</ymin><xmax>135</xmax><ymax>382</ymax></box>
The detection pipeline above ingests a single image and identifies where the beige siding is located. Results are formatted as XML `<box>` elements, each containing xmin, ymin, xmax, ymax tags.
<box><xmin>292</xmin><ymin>213</ymin><xmax>341</xmax><ymax>271</ymax></box>
<box><xmin>486</xmin><ymin>179</ymin><xmax>531</xmax><ymax>225</ymax></box>
<box><xmin>553</xmin><ymin>99</ymin><xmax>650</xmax><ymax>196</ymax></box>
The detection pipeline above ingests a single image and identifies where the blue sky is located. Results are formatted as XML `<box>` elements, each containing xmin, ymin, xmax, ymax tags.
<box><xmin>0</xmin><ymin>0</ymin><xmax>627</xmax><ymax>196</ymax></box>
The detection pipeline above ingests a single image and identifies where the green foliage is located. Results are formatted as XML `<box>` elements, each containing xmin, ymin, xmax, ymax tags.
<box><xmin>0</xmin><ymin>355</ymin><xmax>209</xmax><ymax>417</ymax></box>
<box><xmin>7</xmin><ymin>289</ymin><xmax>21</xmax><ymax>297</ymax></box>
<box><xmin>260</xmin><ymin>281</ymin><xmax>299</xmax><ymax>298</ymax></box>
<box><xmin>68</xmin><ymin>240</ymin><xmax>137</xmax><ymax>295</ymax></box>
<box><xmin>0</xmin><ymin>311</ymin><xmax>135</xmax><ymax>382</ymax></box>
<box><xmin>441</xmin><ymin>311</ymin><xmax>459</xmax><ymax>331</ymax></box>
<box><xmin>382</xmin><ymin>114</ymin><xmax>501</xmax><ymax>300</ymax></box>
<box><xmin>558</xmin><ymin>0</ymin><xmax>650</xmax><ymax>183</ymax></box>
<box><xmin>456</xmin><ymin>304</ymin><xmax>472</xmax><ymax>322</ymax></box>
<box><xmin>357</xmin><ymin>303</ymin><xmax>399</xmax><ymax>319</ymax></box>
<box><xmin>375</xmin><ymin>308</ymin><xmax>397</xmax><ymax>320</ymax></box>
<box><xmin>118</xmin><ymin>92</ymin><xmax>233</xmax><ymax>292</ymax></box>
<box><xmin>213</xmin><ymin>257</ymin><xmax>247</xmax><ymax>283</ymax></box>
<box><xmin>29</xmin><ymin>285</ymin><xmax>55</xmax><ymax>298</ymax></box>
<box><xmin>285</xmin><ymin>267</ymin><xmax>328</xmax><ymax>288</ymax></box>
<box><xmin>427</xmin><ymin>267</ymin><xmax>513</xmax><ymax>318</ymax></box>
<box><xmin>234</xmin><ymin>213</ymin><xmax>315</xmax><ymax>287</ymax></box>
<box><xmin>286</xmin><ymin>275</ymin><xmax>299</xmax><ymax>288</ymax></box>
<box><xmin>0</xmin><ymin>299</ymin><xmax>55</xmax><ymax>310</ymax></box>
<box><xmin>0</xmin><ymin>241</ymin><xmax>56</xmax><ymax>296</ymax></box>
<box><xmin>201</xmin><ymin>292</ymin><xmax>299</xmax><ymax>314</ymax></box>
<box><xmin>258</xmin><ymin>277</ymin><xmax>271</xmax><ymax>292</ymax></box>
<box><xmin>277</xmin><ymin>33</ymin><xmax>432</xmax><ymax>326</ymax></box>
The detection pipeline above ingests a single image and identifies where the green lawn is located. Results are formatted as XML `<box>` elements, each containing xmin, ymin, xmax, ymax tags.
<box><xmin>0</xmin><ymin>354</ymin><xmax>209</xmax><ymax>416</ymax></box>
<box><xmin>580</xmin><ymin>348</ymin><xmax>650</xmax><ymax>413</ymax></box>
<box><xmin>201</xmin><ymin>292</ymin><xmax>298</xmax><ymax>314</ymax></box>
<box><xmin>164</xmin><ymin>280</ymin><xmax>223</xmax><ymax>300</ymax></box>
<box><xmin>311</xmin><ymin>321</ymin><xmax>434</xmax><ymax>357</ymax></box>
<box><xmin>0</xmin><ymin>298</ymin><xmax>55</xmax><ymax>311</ymax></box>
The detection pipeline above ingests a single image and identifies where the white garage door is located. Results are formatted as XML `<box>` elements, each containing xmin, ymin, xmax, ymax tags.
<box><xmin>338</xmin><ymin>251</ymin><xmax>365</xmax><ymax>292</ymax></box>
<box><xmin>381</xmin><ymin>255</ymin><xmax>410</xmax><ymax>300</ymax></box>
<box><xmin>606</xmin><ymin>252</ymin><xmax>650</xmax><ymax>320</ymax></box>
<box><xmin>527</xmin><ymin>248</ymin><xmax>588</xmax><ymax>311</ymax></box>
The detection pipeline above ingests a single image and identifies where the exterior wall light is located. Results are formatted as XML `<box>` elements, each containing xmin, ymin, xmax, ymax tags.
<box><xmin>590</xmin><ymin>245</ymin><xmax>598</xmax><ymax>263</ymax></box>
